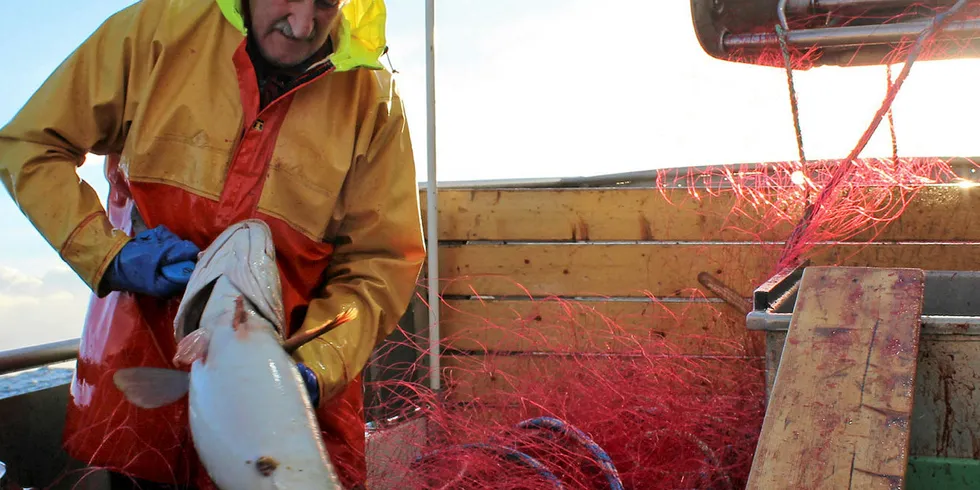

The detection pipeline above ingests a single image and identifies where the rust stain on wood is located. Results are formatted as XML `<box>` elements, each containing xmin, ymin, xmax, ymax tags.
<box><xmin>638</xmin><ymin>214</ymin><xmax>654</xmax><ymax>241</ymax></box>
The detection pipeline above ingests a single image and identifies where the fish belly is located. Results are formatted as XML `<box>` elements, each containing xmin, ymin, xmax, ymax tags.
<box><xmin>187</xmin><ymin>326</ymin><xmax>340</xmax><ymax>489</ymax></box>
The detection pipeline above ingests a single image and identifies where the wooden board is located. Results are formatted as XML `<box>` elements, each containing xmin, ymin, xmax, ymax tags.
<box><xmin>876</xmin><ymin>185</ymin><xmax>980</xmax><ymax>242</ymax></box>
<box><xmin>746</xmin><ymin>267</ymin><xmax>925</xmax><ymax>490</ymax></box>
<box><xmin>420</xmin><ymin>185</ymin><xmax>980</xmax><ymax>242</ymax></box>
<box><xmin>437</xmin><ymin>242</ymin><xmax>980</xmax><ymax>298</ymax></box>
<box><xmin>439</xmin><ymin>353</ymin><xmax>766</xmax><ymax>403</ymax></box>
<box><xmin>441</xmin><ymin>299</ymin><xmax>758</xmax><ymax>356</ymax></box>
<box><xmin>421</xmin><ymin>187</ymin><xmax>795</xmax><ymax>242</ymax></box>
<box><xmin>437</xmin><ymin>242</ymin><xmax>778</xmax><ymax>298</ymax></box>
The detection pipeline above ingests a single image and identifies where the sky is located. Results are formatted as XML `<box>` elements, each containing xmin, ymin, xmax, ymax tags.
<box><xmin>3</xmin><ymin>0</ymin><xmax>980</xmax><ymax>351</ymax></box>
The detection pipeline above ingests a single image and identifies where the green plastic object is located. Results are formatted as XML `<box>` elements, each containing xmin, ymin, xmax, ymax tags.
<box><xmin>906</xmin><ymin>456</ymin><xmax>980</xmax><ymax>489</ymax></box>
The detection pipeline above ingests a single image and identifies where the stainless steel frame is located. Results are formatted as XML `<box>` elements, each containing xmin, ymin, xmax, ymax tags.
<box><xmin>691</xmin><ymin>0</ymin><xmax>980</xmax><ymax>68</ymax></box>
<box><xmin>723</xmin><ymin>18</ymin><xmax>980</xmax><ymax>50</ymax></box>
<box><xmin>748</xmin><ymin>267</ymin><xmax>980</xmax><ymax>333</ymax></box>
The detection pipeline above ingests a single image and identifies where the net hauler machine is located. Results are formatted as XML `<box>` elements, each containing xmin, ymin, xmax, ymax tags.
<box><xmin>690</xmin><ymin>0</ymin><xmax>980</xmax><ymax>67</ymax></box>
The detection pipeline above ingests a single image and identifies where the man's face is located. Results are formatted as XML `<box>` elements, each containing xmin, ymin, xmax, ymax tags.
<box><xmin>248</xmin><ymin>0</ymin><xmax>342</xmax><ymax>68</ymax></box>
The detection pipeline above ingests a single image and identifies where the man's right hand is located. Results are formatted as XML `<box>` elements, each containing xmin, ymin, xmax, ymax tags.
<box><xmin>100</xmin><ymin>225</ymin><xmax>201</xmax><ymax>298</ymax></box>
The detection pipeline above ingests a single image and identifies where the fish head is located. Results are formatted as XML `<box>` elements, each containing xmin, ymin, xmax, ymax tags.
<box><xmin>174</xmin><ymin>219</ymin><xmax>287</xmax><ymax>342</ymax></box>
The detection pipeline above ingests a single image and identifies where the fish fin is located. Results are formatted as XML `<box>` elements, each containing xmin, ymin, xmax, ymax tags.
<box><xmin>113</xmin><ymin>367</ymin><xmax>190</xmax><ymax>409</ymax></box>
<box><xmin>173</xmin><ymin>328</ymin><xmax>211</xmax><ymax>366</ymax></box>
<box><xmin>283</xmin><ymin>306</ymin><xmax>359</xmax><ymax>353</ymax></box>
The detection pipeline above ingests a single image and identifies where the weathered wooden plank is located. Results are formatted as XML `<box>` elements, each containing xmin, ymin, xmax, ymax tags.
<box><xmin>854</xmin><ymin>184</ymin><xmax>980</xmax><ymax>242</ymax></box>
<box><xmin>438</xmin><ymin>242</ymin><xmax>980</xmax><ymax>298</ymax></box>
<box><xmin>439</xmin><ymin>353</ymin><xmax>766</xmax><ymax>403</ymax></box>
<box><xmin>420</xmin><ymin>187</ymin><xmax>795</xmax><ymax>242</ymax></box>
<box><xmin>746</xmin><ymin>267</ymin><xmax>925</xmax><ymax>490</ymax></box>
<box><xmin>420</xmin><ymin>185</ymin><xmax>980</xmax><ymax>242</ymax></box>
<box><xmin>441</xmin><ymin>299</ymin><xmax>760</xmax><ymax>356</ymax></box>
<box><xmin>438</xmin><ymin>242</ymin><xmax>780</xmax><ymax>298</ymax></box>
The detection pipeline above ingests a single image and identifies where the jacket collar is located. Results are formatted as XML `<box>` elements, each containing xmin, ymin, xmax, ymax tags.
<box><xmin>214</xmin><ymin>0</ymin><xmax>388</xmax><ymax>73</ymax></box>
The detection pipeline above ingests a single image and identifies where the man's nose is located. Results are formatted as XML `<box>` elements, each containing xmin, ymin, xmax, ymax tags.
<box><xmin>287</xmin><ymin>1</ymin><xmax>316</xmax><ymax>40</ymax></box>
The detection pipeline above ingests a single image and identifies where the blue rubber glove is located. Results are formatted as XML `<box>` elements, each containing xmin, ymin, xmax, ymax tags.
<box><xmin>296</xmin><ymin>362</ymin><xmax>321</xmax><ymax>407</ymax></box>
<box><xmin>100</xmin><ymin>225</ymin><xmax>201</xmax><ymax>298</ymax></box>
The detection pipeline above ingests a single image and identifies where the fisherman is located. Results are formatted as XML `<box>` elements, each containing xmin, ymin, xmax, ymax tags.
<box><xmin>0</xmin><ymin>0</ymin><xmax>425</xmax><ymax>488</ymax></box>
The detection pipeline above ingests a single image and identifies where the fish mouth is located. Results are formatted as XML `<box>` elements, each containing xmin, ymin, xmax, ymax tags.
<box><xmin>176</xmin><ymin>278</ymin><xmax>217</xmax><ymax>338</ymax></box>
<box><xmin>178</xmin><ymin>277</ymin><xmax>283</xmax><ymax>338</ymax></box>
<box><xmin>174</xmin><ymin>220</ymin><xmax>286</xmax><ymax>341</ymax></box>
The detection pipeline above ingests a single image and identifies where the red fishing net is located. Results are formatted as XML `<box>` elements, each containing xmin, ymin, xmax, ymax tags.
<box><xmin>365</xmin><ymin>298</ymin><xmax>767</xmax><ymax>489</ymax></box>
<box><xmin>361</xmin><ymin>2</ymin><xmax>978</xmax><ymax>489</ymax></box>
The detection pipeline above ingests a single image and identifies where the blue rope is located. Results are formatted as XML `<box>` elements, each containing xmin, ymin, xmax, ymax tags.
<box><xmin>412</xmin><ymin>416</ymin><xmax>624</xmax><ymax>489</ymax></box>
<box><xmin>516</xmin><ymin>417</ymin><xmax>625</xmax><ymax>490</ymax></box>
<box><xmin>414</xmin><ymin>442</ymin><xmax>565</xmax><ymax>489</ymax></box>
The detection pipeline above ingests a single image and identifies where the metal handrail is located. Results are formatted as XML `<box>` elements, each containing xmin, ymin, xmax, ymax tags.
<box><xmin>0</xmin><ymin>338</ymin><xmax>79</xmax><ymax>376</ymax></box>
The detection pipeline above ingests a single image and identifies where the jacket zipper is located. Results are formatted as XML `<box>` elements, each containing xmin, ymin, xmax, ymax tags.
<box><xmin>227</xmin><ymin>63</ymin><xmax>339</xmax><ymax>219</ymax></box>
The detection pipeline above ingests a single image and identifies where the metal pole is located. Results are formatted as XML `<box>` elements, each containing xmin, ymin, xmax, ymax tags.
<box><xmin>777</xmin><ymin>0</ymin><xmax>790</xmax><ymax>30</ymax></box>
<box><xmin>425</xmin><ymin>0</ymin><xmax>441</xmax><ymax>392</ymax></box>
<box><xmin>814</xmin><ymin>0</ymin><xmax>956</xmax><ymax>10</ymax></box>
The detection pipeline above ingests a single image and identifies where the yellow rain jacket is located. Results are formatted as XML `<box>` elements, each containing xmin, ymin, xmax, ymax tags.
<box><xmin>0</xmin><ymin>0</ymin><xmax>425</xmax><ymax>486</ymax></box>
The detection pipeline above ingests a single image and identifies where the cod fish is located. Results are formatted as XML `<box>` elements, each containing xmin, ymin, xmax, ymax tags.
<box><xmin>114</xmin><ymin>219</ymin><xmax>354</xmax><ymax>490</ymax></box>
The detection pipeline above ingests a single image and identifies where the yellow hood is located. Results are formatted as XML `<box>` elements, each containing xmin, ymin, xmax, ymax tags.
<box><xmin>214</xmin><ymin>0</ymin><xmax>387</xmax><ymax>72</ymax></box>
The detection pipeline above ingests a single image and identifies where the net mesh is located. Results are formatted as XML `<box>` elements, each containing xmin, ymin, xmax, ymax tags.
<box><xmin>361</xmin><ymin>3</ymin><xmax>977</xmax><ymax>489</ymax></box>
<box><xmin>365</xmin><ymin>299</ymin><xmax>767</xmax><ymax>489</ymax></box>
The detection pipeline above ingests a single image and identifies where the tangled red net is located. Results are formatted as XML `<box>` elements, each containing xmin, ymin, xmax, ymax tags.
<box><xmin>365</xmin><ymin>296</ymin><xmax>767</xmax><ymax>489</ymax></box>
<box><xmin>359</xmin><ymin>2</ymin><xmax>980</xmax><ymax>489</ymax></box>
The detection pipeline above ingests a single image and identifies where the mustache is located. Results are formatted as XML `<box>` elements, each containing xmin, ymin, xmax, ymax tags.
<box><xmin>271</xmin><ymin>18</ymin><xmax>317</xmax><ymax>42</ymax></box>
